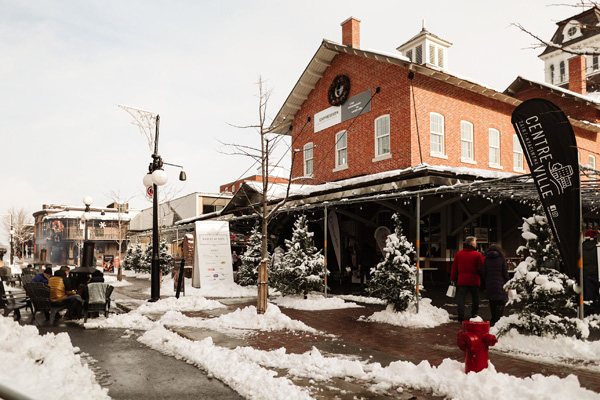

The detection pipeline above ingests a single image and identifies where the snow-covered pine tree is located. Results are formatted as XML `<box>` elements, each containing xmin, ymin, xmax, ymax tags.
<box><xmin>238</xmin><ymin>223</ymin><xmax>262</xmax><ymax>286</ymax></box>
<box><xmin>123</xmin><ymin>241</ymin><xmax>144</xmax><ymax>272</ymax></box>
<box><xmin>500</xmin><ymin>205</ymin><xmax>581</xmax><ymax>338</ymax></box>
<box><xmin>368</xmin><ymin>214</ymin><xmax>418</xmax><ymax>312</ymax></box>
<box><xmin>271</xmin><ymin>215</ymin><xmax>327</xmax><ymax>296</ymax></box>
<box><xmin>142</xmin><ymin>239</ymin><xmax>174</xmax><ymax>274</ymax></box>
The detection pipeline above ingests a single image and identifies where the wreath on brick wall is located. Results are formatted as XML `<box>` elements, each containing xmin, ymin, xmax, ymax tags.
<box><xmin>51</xmin><ymin>220</ymin><xmax>64</xmax><ymax>233</ymax></box>
<box><xmin>328</xmin><ymin>75</ymin><xmax>350</xmax><ymax>106</ymax></box>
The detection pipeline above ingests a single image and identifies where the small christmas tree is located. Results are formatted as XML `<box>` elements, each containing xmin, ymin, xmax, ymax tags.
<box><xmin>123</xmin><ymin>240</ymin><xmax>144</xmax><ymax>272</ymax></box>
<box><xmin>500</xmin><ymin>206</ymin><xmax>580</xmax><ymax>338</ymax></box>
<box><xmin>368</xmin><ymin>214</ymin><xmax>418</xmax><ymax>312</ymax></box>
<box><xmin>238</xmin><ymin>223</ymin><xmax>263</xmax><ymax>286</ymax></box>
<box><xmin>271</xmin><ymin>215</ymin><xmax>327</xmax><ymax>296</ymax></box>
<box><xmin>142</xmin><ymin>239</ymin><xmax>174</xmax><ymax>274</ymax></box>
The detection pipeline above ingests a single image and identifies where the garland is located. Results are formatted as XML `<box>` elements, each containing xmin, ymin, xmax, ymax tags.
<box><xmin>328</xmin><ymin>75</ymin><xmax>350</xmax><ymax>106</ymax></box>
<box><xmin>51</xmin><ymin>220</ymin><xmax>64</xmax><ymax>233</ymax></box>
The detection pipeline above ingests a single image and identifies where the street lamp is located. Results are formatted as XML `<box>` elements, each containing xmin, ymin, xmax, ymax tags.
<box><xmin>82</xmin><ymin>196</ymin><xmax>93</xmax><ymax>241</ymax></box>
<box><xmin>144</xmin><ymin>115</ymin><xmax>186</xmax><ymax>302</ymax></box>
<box><xmin>80</xmin><ymin>196</ymin><xmax>94</xmax><ymax>269</ymax></box>
<box><xmin>9</xmin><ymin>224</ymin><xmax>14</xmax><ymax>266</ymax></box>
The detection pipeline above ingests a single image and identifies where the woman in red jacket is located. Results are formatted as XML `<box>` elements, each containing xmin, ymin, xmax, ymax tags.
<box><xmin>450</xmin><ymin>236</ymin><xmax>484</xmax><ymax>322</ymax></box>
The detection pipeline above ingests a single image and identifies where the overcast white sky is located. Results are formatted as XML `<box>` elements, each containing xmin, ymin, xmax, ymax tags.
<box><xmin>0</xmin><ymin>0</ymin><xmax>582</xmax><ymax>238</ymax></box>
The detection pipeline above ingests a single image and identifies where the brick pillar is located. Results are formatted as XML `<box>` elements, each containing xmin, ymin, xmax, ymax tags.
<box><xmin>568</xmin><ymin>56</ymin><xmax>587</xmax><ymax>95</ymax></box>
<box><xmin>341</xmin><ymin>17</ymin><xmax>360</xmax><ymax>49</ymax></box>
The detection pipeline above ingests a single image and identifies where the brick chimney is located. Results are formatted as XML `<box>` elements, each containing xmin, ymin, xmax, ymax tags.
<box><xmin>568</xmin><ymin>55</ymin><xmax>587</xmax><ymax>95</ymax></box>
<box><xmin>341</xmin><ymin>17</ymin><xmax>360</xmax><ymax>49</ymax></box>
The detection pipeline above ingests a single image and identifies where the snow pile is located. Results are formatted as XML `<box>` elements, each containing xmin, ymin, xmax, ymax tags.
<box><xmin>136</xmin><ymin>296</ymin><xmax>226</xmax><ymax>313</ymax></box>
<box><xmin>366</xmin><ymin>358</ymin><xmax>600</xmax><ymax>400</ymax></box>
<box><xmin>83</xmin><ymin>311</ymin><xmax>157</xmax><ymax>330</ymax></box>
<box><xmin>272</xmin><ymin>293</ymin><xmax>363</xmax><ymax>310</ymax></box>
<box><xmin>154</xmin><ymin>277</ymin><xmax>259</xmax><ymax>298</ymax></box>
<box><xmin>335</xmin><ymin>294</ymin><xmax>387</xmax><ymax>305</ymax></box>
<box><xmin>103</xmin><ymin>274</ymin><xmax>132</xmax><ymax>287</ymax></box>
<box><xmin>360</xmin><ymin>298</ymin><xmax>450</xmax><ymax>328</ymax></box>
<box><xmin>139</xmin><ymin>325</ymin><xmax>314</xmax><ymax>400</ymax></box>
<box><xmin>493</xmin><ymin>328</ymin><xmax>600</xmax><ymax>367</ymax></box>
<box><xmin>0</xmin><ymin>316</ymin><xmax>109</xmax><ymax>400</ymax></box>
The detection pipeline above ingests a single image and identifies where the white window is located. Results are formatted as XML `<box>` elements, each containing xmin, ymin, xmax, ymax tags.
<box><xmin>560</xmin><ymin>61</ymin><xmax>566</xmax><ymax>82</ymax></box>
<box><xmin>335</xmin><ymin>131</ymin><xmax>347</xmax><ymax>169</ymax></box>
<box><xmin>406</xmin><ymin>49</ymin><xmax>413</xmax><ymax>62</ymax></box>
<box><xmin>589</xmin><ymin>155</ymin><xmax>596</xmax><ymax>169</ymax></box>
<box><xmin>550</xmin><ymin>64</ymin><xmax>555</xmax><ymax>84</ymax></box>
<box><xmin>513</xmin><ymin>134</ymin><xmax>524</xmax><ymax>171</ymax></box>
<box><xmin>460</xmin><ymin>121</ymin><xmax>474</xmax><ymax>162</ymax></box>
<box><xmin>430</xmin><ymin>113</ymin><xmax>445</xmax><ymax>156</ymax></box>
<box><xmin>375</xmin><ymin>115</ymin><xmax>391</xmax><ymax>158</ymax></box>
<box><xmin>489</xmin><ymin>128</ymin><xmax>501</xmax><ymax>167</ymax></box>
<box><xmin>303</xmin><ymin>142</ymin><xmax>313</xmax><ymax>177</ymax></box>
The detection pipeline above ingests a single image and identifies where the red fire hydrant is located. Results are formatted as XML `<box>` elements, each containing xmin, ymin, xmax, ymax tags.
<box><xmin>457</xmin><ymin>320</ymin><xmax>497</xmax><ymax>373</ymax></box>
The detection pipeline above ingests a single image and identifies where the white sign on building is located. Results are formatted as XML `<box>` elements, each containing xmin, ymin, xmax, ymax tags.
<box><xmin>192</xmin><ymin>221</ymin><xmax>234</xmax><ymax>288</ymax></box>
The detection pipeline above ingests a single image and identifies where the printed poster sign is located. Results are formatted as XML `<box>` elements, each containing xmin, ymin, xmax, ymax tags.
<box><xmin>512</xmin><ymin>98</ymin><xmax>580</xmax><ymax>277</ymax></box>
<box><xmin>314</xmin><ymin>90</ymin><xmax>372</xmax><ymax>133</ymax></box>
<box><xmin>192</xmin><ymin>221</ymin><xmax>234</xmax><ymax>288</ymax></box>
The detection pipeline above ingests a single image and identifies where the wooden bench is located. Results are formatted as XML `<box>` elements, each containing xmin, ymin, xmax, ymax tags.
<box><xmin>23</xmin><ymin>283</ymin><xmax>69</xmax><ymax>324</ymax></box>
<box><xmin>0</xmin><ymin>281</ymin><xmax>30</xmax><ymax>320</ymax></box>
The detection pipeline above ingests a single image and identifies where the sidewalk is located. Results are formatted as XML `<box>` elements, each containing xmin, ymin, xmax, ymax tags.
<box><xmin>111</xmin><ymin>278</ymin><xmax>600</xmax><ymax>399</ymax></box>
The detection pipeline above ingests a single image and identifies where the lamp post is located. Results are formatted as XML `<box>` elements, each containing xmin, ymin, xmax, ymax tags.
<box><xmin>9</xmin><ymin>224</ymin><xmax>14</xmax><ymax>266</ymax></box>
<box><xmin>142</xmin><ymin>115</ymin><xmax>186</xmax><ymax>302</ymax></box>
<box><xmin>81</xmin><ymin>196</ymin><xmax>93</xmax><ymax>268</ymax></box>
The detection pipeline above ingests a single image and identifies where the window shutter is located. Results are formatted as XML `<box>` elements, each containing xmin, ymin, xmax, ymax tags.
<box><xmin>429</xmin><ymin>44</ymin><xmax>435</xmax><ymax>65</ymax></box>
<box><xmin>416</xmin><ymin>45</ymin><xmax>423</xmax><ymax>64</ymax></box>
<box><xmin>438</xmin><ymin>48</ymin><xmax>444</xmax><ymax>68</ymax></box>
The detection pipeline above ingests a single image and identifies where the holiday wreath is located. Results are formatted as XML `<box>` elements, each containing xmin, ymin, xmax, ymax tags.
<box><xmin>328</xmin><ymin>75</ymin><xmax>350</xmax><ymax>106</ymax></box>
<box><xmin>51</xmin><ymin>220</ymin><xmax>64</xmax><ymax>233</ymax></box>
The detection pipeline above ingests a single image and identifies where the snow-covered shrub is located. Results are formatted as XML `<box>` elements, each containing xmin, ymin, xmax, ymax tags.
<box><xmin>122</xmin><ymin>240</ymin><xmax>144</xmax><ymax>272</ymax></box>
<box><xmin>270</xmin><ymin>215</ymin><xmax>327</xmax><ymax>296</ymax></box>
<box><xmin>141</xmin><ymin>239</ymin><xmax>174</xmax><ymax>274</ymax></box>
<box><xmin>499</xmin><ymin>206</ymin><xmax>580</xmax><ymax>338</ymax></box>
<box><xmin>368</xmin><ymin>214</ymin><xmax>418</xmax><ymax>312</ymax></box>
<box><xmin>238</xmin><ymin>223</ymin><xmax>262</xmax><ymax>286</ymax></box>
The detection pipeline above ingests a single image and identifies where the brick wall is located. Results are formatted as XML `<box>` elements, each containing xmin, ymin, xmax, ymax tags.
<box><xmin>291</xmin><ymin>52</ymin><xmax>528</xmax><ymax>183</ymax></box>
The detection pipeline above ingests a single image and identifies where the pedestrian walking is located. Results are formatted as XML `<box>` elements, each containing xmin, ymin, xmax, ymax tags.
<box><xmin>482</xmin><ymin>244</ymin><xmax>509</xmax><ymax>326</ymax></box>
<box><xmin>450</xmin><ymin>236</ymin><xmax>484</xmax><ymax>322</ymax></box>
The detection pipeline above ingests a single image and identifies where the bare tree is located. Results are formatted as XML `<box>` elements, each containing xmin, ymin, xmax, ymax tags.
<box><xmin>514</xmin><ymin>2</ymin><xmax>600</xmax><ymax>56</ymax></box>
<box><xmin>226</xmin><ymin>76</ymin><xmax>295</xmax><ymax>314</ymax></box>
<box><xmin>107</xmin><ymin>191</ymin><xmax>136</xmax><ymax>281</ymax></box>
<box><xmin>1</xmin><ymin>207</ymin><xmax>34</xmax><ymax>263</ymax></box>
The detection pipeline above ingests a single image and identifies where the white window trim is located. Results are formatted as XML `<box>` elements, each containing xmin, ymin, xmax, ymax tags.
<box><xmin>303</xmin><ymin>142</ymin><xmax>314</xmax><ymax>178</ymax></box>
<box><xmin>460</xmin><ymin>120</ymin><xmax>474</xmax><ymax>163</ymax></box>
<box><xmin>429</xmin><ymin>112</ymin><xmax>445</xmax><ymax>157</ymax></box>
<box><xmin>335</xmin><ymin>130</ymin><xmax>348</xmax><ymax>170</ymax></box>
<box><xmin>372</xmin><ymin>153</ymin><xmax>392</xmax><ymax>162</ymax></box>
<box><xmin>589</xmin><ymin>155</ymin><xmax>596</xmax><ymax>169</ymax></box>
<box><xmin>513</xmin><ymin>134</ymin><xmax>524</xmax><ymax>172</ymax></box>
<box><xmin>374</xmin><ymin>114</ymin><xmax>391</xmax><ymax>158</ymax></box>
<box><xmin>489</xmin><ymin>128</ymin><xmax>501</xmax><ymax>168</ymax></box>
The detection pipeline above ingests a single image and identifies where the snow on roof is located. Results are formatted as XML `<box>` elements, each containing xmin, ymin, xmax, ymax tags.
<box><xmin>245</xmin><ymin>164</ymin><xmax>516</xmax><ymax>201</ymax></box>
<box><xmin>42</xmin><ymin>210</ymin><xmax>132</xmax><ymax>222</ymax></box>
<box><xmin>510</xmin><ymin>75</ymin><xmax>600</xmax><ymax>106</ymax></box>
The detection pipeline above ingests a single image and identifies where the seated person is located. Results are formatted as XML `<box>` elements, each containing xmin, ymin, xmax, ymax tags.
<box><xmin>49</xmin><ymin>269</ymin><xmax>83</xmax><ymax>319</ymax></box>
<box><xmin>32</xmin><ymin>267</ymin><xmax>53</xmax><ymax>284</ymax></box>
<box><xmin>82</xmin><ymin>270</ymin><xmax>105</xmax><ymax>301</ymax></box>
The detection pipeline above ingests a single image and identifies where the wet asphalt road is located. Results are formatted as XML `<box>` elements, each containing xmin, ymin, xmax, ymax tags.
<box><xmin>37</xmin><ymin>323</ymin><xmax>243</xmax><ymax>400</ymax></box>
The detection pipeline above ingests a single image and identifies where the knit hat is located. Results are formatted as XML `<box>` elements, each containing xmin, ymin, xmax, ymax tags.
<box><xmin>43</xmin><ymin>267</ymin><xmax>53</xmax><ymax>275</ymax></box>
<box><xmin>585</xmin><ymin>229</ymin><xmax>597</xmax><ymax>239</ymax></box>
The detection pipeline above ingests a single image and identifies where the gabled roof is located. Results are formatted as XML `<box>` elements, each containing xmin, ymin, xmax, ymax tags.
<box><xmin>540</xmin><ymin>6</ymin><xmax>600</xmax><ymax>56</ymax></box>
<box><xmin>504</xmin><ymin>75</ymin><xmax>600</xmax><ymax>132</ymax></box>
<box><xmin>271</xmin><ymin>40</ymin><xmax>521</xmax><ymax>135</ymax></box>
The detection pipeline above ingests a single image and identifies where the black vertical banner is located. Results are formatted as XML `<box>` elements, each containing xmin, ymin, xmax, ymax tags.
<box><xmin>511</xmin><ymin>98</ymin><xmax>580</xmax><ymax>278</ymax></box>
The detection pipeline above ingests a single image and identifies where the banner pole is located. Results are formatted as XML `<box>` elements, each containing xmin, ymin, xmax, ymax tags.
<box><xmin>579</xmin><ymin>186</ymin><xmax>584</xmax><ymax>320</ymax></box>
<box><xmin>416</xmin><ymin>195</ymin><xmax>420</xmax><ymax>314</ymax></box>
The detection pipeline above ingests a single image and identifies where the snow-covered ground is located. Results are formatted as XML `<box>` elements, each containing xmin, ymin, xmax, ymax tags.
<box><xmin>2</xmin><ymin>275</ymin><xmax>600</xmax><ymax>399</ymax></box>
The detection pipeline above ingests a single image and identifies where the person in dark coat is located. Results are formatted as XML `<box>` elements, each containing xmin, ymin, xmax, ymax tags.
<box><xmin>450</xmin><ymin>236</ymin><xmax>484</xmax><ymax>322</ymax></box>
<box><xmin>32</xmin><ymin>267</ymin><xmax>53</xmax><ymax>284</ymax></box>
<box><xmin>482</xmin><ymin>244</ymin><xmax>509</xmax><ymax>326</ymax></box>
<box><xmin>582</xmin><ymin>230</ymin><xmax>600</xmax><ymax>316</ymax></box>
